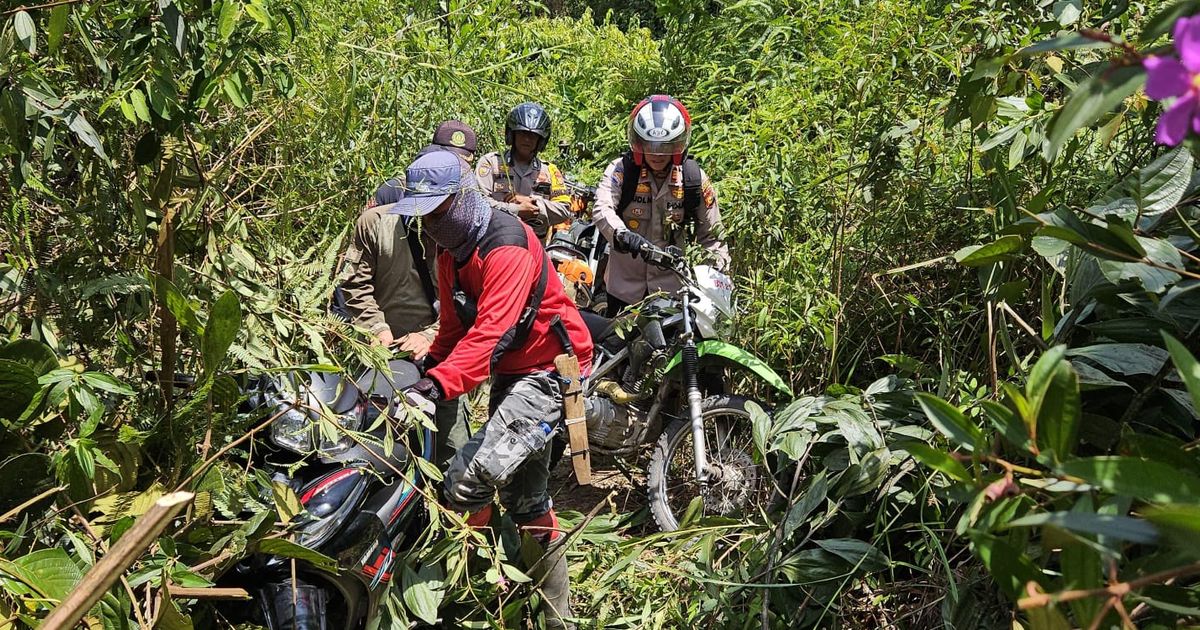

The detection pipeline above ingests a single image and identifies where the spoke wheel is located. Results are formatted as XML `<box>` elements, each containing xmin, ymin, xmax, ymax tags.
<box><xmin>647</xmin><ymin>395</ymin><xmax>777</xmax><ymax>531</ymax></box>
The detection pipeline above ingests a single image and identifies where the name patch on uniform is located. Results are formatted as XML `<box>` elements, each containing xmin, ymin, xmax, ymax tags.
<box><xmin>632</xmin><ymin>195</ymin><xmax>651</xmax><ymax>205</ymax></box>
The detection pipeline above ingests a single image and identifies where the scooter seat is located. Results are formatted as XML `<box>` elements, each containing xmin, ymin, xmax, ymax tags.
<box><xmin>581</xmin><ymin>310</ymin><xmax>615</xmax><ymax>345</ymax></box>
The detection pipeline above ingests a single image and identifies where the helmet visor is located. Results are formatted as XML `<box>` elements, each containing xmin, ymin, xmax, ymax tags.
<box><xmin>632</xmin><ymin>137</ymin><xmax>689</xmax><ymax>156</ymax></box>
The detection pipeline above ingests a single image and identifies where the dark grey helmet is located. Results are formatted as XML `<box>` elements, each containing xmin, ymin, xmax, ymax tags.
<box><xmin>505</xmin><ymin>102</ymin><xmax>551</xmax><ymax>152</ymax></box>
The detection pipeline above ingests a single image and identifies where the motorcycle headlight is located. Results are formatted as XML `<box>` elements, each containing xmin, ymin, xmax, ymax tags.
<box><xmin>270</xmin><ymin>400</ymin><xmax>366</xmax><ymax>457</ymax></box>
<box><xmin>271</xmin><ymin>405</ymin><xmax>315</xmax><ymax>454</ymax></box>
<box><xmin>316</xmin><ymin>403</ymin><xmax>365</xmax><ymax>458</ymax></box>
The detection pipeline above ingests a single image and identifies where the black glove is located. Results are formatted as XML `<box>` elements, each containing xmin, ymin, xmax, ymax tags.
<box><xmin>613</xmin><ymin>229</ymin><xmax>652</xmax><ymax>257</ymax></box>
<box><xmin>405</xmin><ymin>377</ymin><xmax>442</xmax><ymax>403</ymax></box>
<box><xmin>418</xmin><ymin>354</ymin><xmax>440</xmax><ymax>375</ymax></box>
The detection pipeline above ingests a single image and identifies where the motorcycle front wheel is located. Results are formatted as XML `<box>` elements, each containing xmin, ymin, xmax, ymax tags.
<box><xmin>647</xmin><ymin>395</ymin><xmax>781</xmax><ymax>532</ymax></box>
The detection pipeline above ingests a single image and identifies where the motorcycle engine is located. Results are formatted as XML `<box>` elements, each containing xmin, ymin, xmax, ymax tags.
<box><xmin>620</xmin><ymin>317</ymin><xmax>670</xmax><ymax>395</ymax></box>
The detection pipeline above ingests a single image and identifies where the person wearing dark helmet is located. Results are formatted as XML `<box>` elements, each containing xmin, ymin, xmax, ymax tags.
<box><xmin>591</xmin><ymin>95</ymin><xmax>729</xmax><ymax>317</ymax></box>
<box><xmin>336</xmin><ymin>120</ymin><xmax>478</xmax><ymax>469</ymax></box>
<box><xmin>385</xmin><ymin>150</ymin><xmax>591</xmax><ymax>630</ymax></box>
<box><xmin>476</xmin><ymin>102</ymin><xmax>572</xmax><ymax>237</ymax></box>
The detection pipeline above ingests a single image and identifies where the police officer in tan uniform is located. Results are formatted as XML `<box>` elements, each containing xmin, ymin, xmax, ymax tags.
<box><xmin>591</xmin><ymin>95</ymin><xmax>729</xmax><ymax>317</ymax></box>
<box><xmin>476</xmin><ymin>102</ymin><xmax>573</xmax><ymax>238</ymax></box>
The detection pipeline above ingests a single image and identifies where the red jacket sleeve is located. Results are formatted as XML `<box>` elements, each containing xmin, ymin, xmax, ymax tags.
<box><xmin>428</xmin><ymin>252</ymin><xmax>464</xmax><ymax>363</ymax></box>
<box><xmin>428</xmin><ymin>246</ymin><xmax>539</xmax><ymax>399</ymax></box>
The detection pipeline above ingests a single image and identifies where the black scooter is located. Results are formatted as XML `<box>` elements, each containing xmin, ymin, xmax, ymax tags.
<box><xmin>211</xmin><ymin>358</ymin><xmax>434</xmax><ymax>629</ymax></box>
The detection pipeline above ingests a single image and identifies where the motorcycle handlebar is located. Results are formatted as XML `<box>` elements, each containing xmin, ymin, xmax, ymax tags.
<box><xmin>640</xmin><ymin>244</ymin><xmax>689</xmax><ymax>277</ymax></box>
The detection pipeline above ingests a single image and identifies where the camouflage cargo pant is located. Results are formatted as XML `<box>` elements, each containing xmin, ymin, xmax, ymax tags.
<box><xmin>442</xmin><ymin>371</ymin><xmax>561</xmax><ymax>521</ymax></box>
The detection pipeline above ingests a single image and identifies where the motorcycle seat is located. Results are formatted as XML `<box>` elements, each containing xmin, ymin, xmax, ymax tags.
<box><xmin>355</xmin><ymin>360</ymin><xmax>422</xmax><ymax>415</ymax></box>
<box><xmin>581</xmin><ymin>310</ymin><xmax>616</xmax><ymax>344</ymax></box>
<box><xmin>298</xmin><ymin>371</ymin><xmax>361</xmax><ymax>415</ymax></box>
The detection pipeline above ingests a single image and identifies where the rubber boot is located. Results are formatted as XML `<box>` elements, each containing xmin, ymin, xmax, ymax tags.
<box><xmin>520</xmin><ymin>510</ymin><xmax>574</xmax><ymax>630</ymax></box>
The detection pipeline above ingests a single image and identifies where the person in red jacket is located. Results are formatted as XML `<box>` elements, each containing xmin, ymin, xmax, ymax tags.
<box><xmin>386</xmin><ymin>150</ymin><xmax>590</xmax><ymax>630</ymax></box>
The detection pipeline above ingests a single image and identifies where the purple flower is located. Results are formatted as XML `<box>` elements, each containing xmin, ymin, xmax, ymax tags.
<box><xmin>1144</xmin><ymin>15</ymin><xmax>1200</xmax><ymax>145</ymax></box>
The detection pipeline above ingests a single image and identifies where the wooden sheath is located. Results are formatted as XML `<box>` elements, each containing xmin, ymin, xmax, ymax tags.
<box><xmin>554</xmin><ymin>353</ymin><xmax>592</xmax><ymax>485</ymax></box>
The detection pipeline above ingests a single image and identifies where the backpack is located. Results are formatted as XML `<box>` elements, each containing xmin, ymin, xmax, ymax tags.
<box><xmin>614</xmin><ymin>151</ymin><xmax>705</xmax><ymax>231</ymax></box>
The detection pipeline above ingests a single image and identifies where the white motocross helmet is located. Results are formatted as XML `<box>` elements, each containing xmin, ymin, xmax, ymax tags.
<box><xmin>628</xmin><ymin>95</ymin><xmax>692</xmax><ymax>165</ymax></box>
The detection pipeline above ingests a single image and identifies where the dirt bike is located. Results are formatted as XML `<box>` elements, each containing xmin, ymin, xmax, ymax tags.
<box><xmin>206</xmin><ymin>359</ymin><xmax>435</xmax><ymax>629</ymax></box>
<box><xmin>559</xmin><ymin>241</ymin><xmax>794</xmax><ymax>531</ymax></box>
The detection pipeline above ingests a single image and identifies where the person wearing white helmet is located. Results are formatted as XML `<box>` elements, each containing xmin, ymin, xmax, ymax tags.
<box><xmin>591</xmin><ymin>95</ymin><xmax>729</xmax><ymax>317</ymax></box>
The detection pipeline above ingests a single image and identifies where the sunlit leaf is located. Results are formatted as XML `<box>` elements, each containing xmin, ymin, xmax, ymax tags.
<box><xmin>916</xmin><ymin>393</ymin><xmax>983</xmax><ymax>452</ymax></box>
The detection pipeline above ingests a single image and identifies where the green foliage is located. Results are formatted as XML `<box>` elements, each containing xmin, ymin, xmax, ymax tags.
<box><xmin>3</xmin><ymin>0</ymin><xmax>1200</xmax><ymax>627</ymax></box>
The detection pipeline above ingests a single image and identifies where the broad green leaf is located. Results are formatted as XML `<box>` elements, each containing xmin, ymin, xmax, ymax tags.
<box><xmin>1005</xmin><ymin>511</ymin><xmax>1158</xmax><ymax>543</ymax></box>
<box><xmin>256</xmin><ymin>539</ymin><xmax>337</xmax><ymax>574</ymax></box>
<box><xmin>155</xmin><ymin>277</ymin><xmax>202</xmax><ymax>335</ymax></box>
<box><xmin>1066</xmin><ymin>343</ymin><xmax>1168</xmax><ymax>376</ymax></box>
<box><xmin>782</xmin><ymin>471</ymin><xmax>827</xmax><ymax>540</ymax></box>
<box><xmin>1033</xmin><ymin>359</ymin><xmax>1080</xmax><ymax>461</ymax></box>
<box><xmin>834</xmin><ymin>448</ymin><xmax>890</xmax><ymax>497</ymax></box>
<box><xmin>0</xmin><ymin>339</ymin><xmax>57</xmax><ymax>375</ymax></box>
<box><xmin>1162</xmin><ymin>333</ymin><xmax>1200</xmax><ymax>417</ymax></box>
<box><xmin>1097</xmin><ymin>236</ymin><xmax>1182</xmax><ymax>293</ymax></box>
<box><xmin>80</xmin><ymin>372</ymin><xmax>135</xmax><ymax>396</ymax></box>
<box><xmin>1142</xmin><ymin>504</ymin><xmax>1200</xmax><ymax>536</ymax></box>
<box><xmin>401</xmin><ymin>563</ymin><xmax>445</xmax><ymax>625</ymax></box>
<box><xmin>219</xmin><ymin>0</ymin><xmax>241</xmax><ymax>41</ymax></box>
<box><xmin>270</xmin><ymin>482</ymin><xmax>303</xmax><ymax>524</ymax></box>
<box><xmin>1131</xmin><ymin>146</ymin><xmax>1193</xmax><ymax>216</ymax></box>
<box><xmin>915</xmin><ymin>393</ymin><xmax>983</xmax><ymax>452</ymax></box>
<box><xmin>813</xmin><ymin>538</ymin><xmax>889</xmax><ymax>573</ymax></box>
<box><xmin>1059</xmin><ymin>457</ymin><xmax>1200</xmax><ymax>503</ymax></box>
<box><xmin>202</xmin><ymin>290</ymin><xmax>241</xmax><ymax>377</ymax></box>
<box><xmin>1026</xmin><ymin>604</ymin><xmax>1072</xmax><ymax>630</ymax></box>
<box><xmin>775</xmin><ymin>548</ymin><xmax>847</xmax><ymax>583</ymax></box>
<box><xmin>1026</xmin><ymin>345</ymin><xmax>1067</xmax><ymax>402</ymax></box>
<box><xmin>0</xmin><ymin>359</ymin><xmax>39</xmax><ymax>422</ymax></box>
<box><xmin>969</xmin><ymin>532</ymin><xmax>1045</xmax><ymax>600</ymax></box>
<box><xmin>47</xmin><ymin>5</ymin><xmax>69</xmax><ymax>55</ymax></box>
<box><xmin>1046</xmin><ymin>64</ymin><xmax>1145</xmax><ymax>162</ymax></box>
<box><xmin>981</xmin><ymin>399</ymin><xmax>1032</xmax><ymax>452</ymax></box>
<box><xmin>1014</xmin><ymin>32</ymin><xmax>1115</xmax><ymax>57</ymax></box>
<box><xmin>13</xmin><ymin>11</ymin><xmax>35</xmax><ymax>54</ymax></box>
<box><xmin>129</xmin><ymin>89</ymin><xmax>151</xmax><ymax>123</ymax></box>
<box><xmin>65</xmin><ymin>111</ymin><xmax>108</xmax><ymax>161</ymax></box>
<box><xmin>11</xmin><ymin>548</ymin><xmax>82</xmax><ymax>601</ymax></box>
<box><xmin>1062</xmin><ymin>500</ymin><xmax>1104</xmax><ymax>623</ymax></box>
<box><xmin>156</xmin><ymin>597</ymin><xmax>193</xmax><ymax>630</ymax></box>
<box><xmin>750</xmin><ymin>401</ymin><xmax>772</xmax><ymax>458</ymax></box>
<box><xmin>245</xmin><ymin>0</ymin><xmax>272</xmax><ymax>28</ymax></box>
<box><xmin>1071</xmin><ymin>361</ymin><xmax>1132</xmax><ymax>390</ymax></box>
<box><xmin>222</xmin><ymin>73</ymin><xmax>249</xmax><ymax>108</ymax></box>
<box><xmin>1143</xmin><ymin>504</ymin><xmax>1200</xmax><ymax>559</ymax></box>
<box><xmin>1053</xmin><ymin>0</ymin><xmax>1082</xmax><ymax>24</ymax></box>
<box><xmin>896</xmin><ymin>440</ymin><xmax>971</xmax><ymax>482</ymax></box>
<box><xmin>1139</xmin><ymin>0</ymin><xmax>1200</xmax><ymax>44</ymax></box>
<box><xmin>1083</xmin><ymin>317</ymin><xmax>1172</xmax><ymax>344</ymax></box>
<box><xmin>953</xmin><ymin>235</ymin><xmax>1024</xmax><ymax>267</ymax></box>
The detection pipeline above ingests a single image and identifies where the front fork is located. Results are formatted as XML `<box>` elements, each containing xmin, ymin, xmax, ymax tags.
<box><xmin>680</xmin><ymin>293</ymin><xmax>709</xmax><ymax>484</ymax></box>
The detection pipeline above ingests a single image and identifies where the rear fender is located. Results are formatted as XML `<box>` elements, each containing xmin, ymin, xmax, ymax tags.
<box><xmin>664</xmin><ymin>340</ymin><xmax>793</xmax><ymax>397</ymax></box>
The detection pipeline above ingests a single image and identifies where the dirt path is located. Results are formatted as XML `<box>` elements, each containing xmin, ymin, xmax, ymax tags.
<box><xmin>548</xmin><ymin>453</ymin><xmax>647</xmax><ymax>516</ymax></box>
